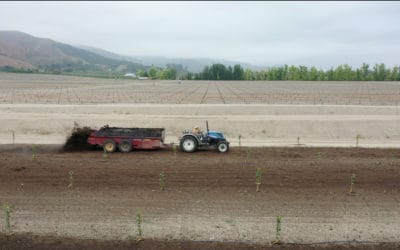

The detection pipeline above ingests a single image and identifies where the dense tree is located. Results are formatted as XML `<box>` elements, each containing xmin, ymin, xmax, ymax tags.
<box><xmin>309</xmin><ymin>67</ymin><xmax>318</xmax><ymax>81</ymax></box>
<box><xmin>244</xmin><ymin>69</ymin><xmax>253</xmax><ymax>80</ymax></box>
<box><xmin>148</xmin><ymin>66</ymin><xmax>158</xmax><ymax>79</ymax></box>
<box><xmin>210</xmin><ymin>64</ymin><xmax>227</xmax><ymax>80</ymax></box>
<box><xmin>134</xmin><ymin>65</ymin><xmax>179</xmax><ymax>80</ymax></box>
<box><xmin>391</xmin><ymin>66</ymin><xmax>400</xmax><ymax>81</ymax></box>
<box><xmin>360</xmin><ymin>63</ymin><xmax>370</xmax><ymax>81</ymax></box>
<box><xmin>31</xmin><ymin>62</ymin><xmax>398</xmax><ymax>81</ymax></box>
<box><xmin>287</xmin><ymin>66</ymin><xmax>300</xmax><ymax>80</ymax></box>
<box><xmin>233</xmin><ymin>64</ymin><xmax>245</xmax><ymax>80</ymax></box>
<box><xmin>157</xmin><ymin>68</ymin><xmax>177</xmax><ymax>80</ymax></box>
<box><xmin>136</xmin><ymin>70</ymin><xmax>148</xmax><ymax>77</ymax></box>
<box><xmin>226</xmin><ymin>66</ymin><xmax>233</xmax><ymax>80</ymax></box>
<box><xmin>187</xmin><ymin>63</ymin><xmax>400</xmax><ymax>81</ymax></box>
<box><xmin>373</xmin><ymin>64</ymin><xmax>385</xmax><ymax>81</ymax></box>
<box><xmin>202</xmin><ymin>66</ymin><xmax>210</xmax><ymax>80</ymax></box>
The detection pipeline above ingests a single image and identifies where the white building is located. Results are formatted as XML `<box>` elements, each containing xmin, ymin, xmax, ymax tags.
<box><xmin>124</xmin><ymin>73</ymin><xmax>136</xmax><ymax>78</ymax></box>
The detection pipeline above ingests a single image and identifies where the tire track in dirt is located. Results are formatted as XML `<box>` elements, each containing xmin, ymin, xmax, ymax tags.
<box><xmin>224</xmin><ymin>85</ymin><xmax>248</xmax><ymax>104</ymax></box>
<box><xmin>200</xmin><ymin>83</ymin><xmax>210</xmax><ymax>104</ymax></box>
<box><xmin>177</xmin><ymin>85</ymin><xmax>202</xmax><ymax>104</ymax></box>
<box><xmin>215</xmin><ymin>83</ymin><xmax>226</xmax><ymax>104</ymax></box>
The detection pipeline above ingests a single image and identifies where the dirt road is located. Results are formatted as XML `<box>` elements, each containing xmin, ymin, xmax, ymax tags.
<box><xmin>0</xmin><ymin>146</ymin><xmax>399</xmax><ymax>248</ymax></box>
<box><xmin>1</xmin><ymin>103</ymin><xmax>400</xmax><ymax>147</ymax></box>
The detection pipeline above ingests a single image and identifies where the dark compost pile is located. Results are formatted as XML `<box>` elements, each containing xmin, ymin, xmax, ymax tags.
<box><xmin>63</xmin><ymin>126</ymin><xmax>95</xmax><ymax>152</ymax></box>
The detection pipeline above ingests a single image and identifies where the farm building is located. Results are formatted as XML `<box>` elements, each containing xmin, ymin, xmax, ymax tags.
<box><xmin>123</xmin><ymin>73</ymin><xmax>136</xmax><ymax>78</ymax></box>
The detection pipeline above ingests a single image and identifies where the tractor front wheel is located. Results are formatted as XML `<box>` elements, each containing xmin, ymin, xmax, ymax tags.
<box><xmin>180</xmin><ymin>137</ymin><xmax>197</xmax><ymax>153</ymax></box>
<box><xmin>217</xmin><ymin>142</ymin><xmax>229</xmax><ymax>153</ymax></box>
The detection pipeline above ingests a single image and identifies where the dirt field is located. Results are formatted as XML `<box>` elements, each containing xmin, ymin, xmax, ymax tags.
<box><xmin>1</xmin><ymin>73</ymin><xmax>400</xmax><ymax>147</ymax></box>
<box><xmin>1</xmin><ymin>73</ymin><xmax>400</xmax><ymax>248</ymax></box>
<box><xmin>0</xmin><ymin>146</ymin><xmax>399</xmax><ymax>249</ymax></box>
<box><xmin>1</xmin><ymin>73</ymin><xmax>400</xmax><ymax>105</ymax></box>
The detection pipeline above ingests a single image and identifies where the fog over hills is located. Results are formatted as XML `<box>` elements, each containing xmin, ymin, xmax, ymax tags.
<box><xmin>0</xmin><ymin>30</ymin><xmax>147</xmax><ymax>74</ymax></box>
<box><xmin>0</xmin><ymin>30</ymin><xmax>264</xmax><ymax>75</ymax></box>
<box><xmin>78</xmin><ymin>45</ymin><xmax>265</xmax><ymax>73</ymax></box>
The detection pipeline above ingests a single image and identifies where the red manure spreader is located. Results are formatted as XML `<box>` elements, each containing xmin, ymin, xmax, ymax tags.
<box><xmin>87</xmin><ymin>126</ymin><xmax>167</xmax><ymax>153</ymax></box>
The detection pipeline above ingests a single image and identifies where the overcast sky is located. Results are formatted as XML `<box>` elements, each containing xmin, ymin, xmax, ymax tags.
<box><xmin>0</xmin><ymin>1</ymin><xmax>399</xmax><ymax>68</ymax></box>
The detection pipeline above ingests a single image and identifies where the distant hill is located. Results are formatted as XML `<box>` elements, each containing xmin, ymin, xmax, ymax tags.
<box><xmin>78</xmin><ymin>45</ymin><xmax>265</xmax><ymax>73</ymax></box>
<box><xmin>0</xmin><ymin>30</ymin><xmax>265</xmax><ymax>76</ymax></box>
<box><xmin>77</xmin><ymin>45</ymin><xmax>128</xmax><ymax>62</ymax></box>
<box><xmin>0</xmin><ymin>31</ymin><xmax>147</xmax><ymax>75</ymax></box>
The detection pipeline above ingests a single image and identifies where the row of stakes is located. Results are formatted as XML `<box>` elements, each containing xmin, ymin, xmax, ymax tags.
<box><xmin>238</xmin><ymin>135</ymin><xmax>365</xmax><ymax>147</ymax></box>
<box><xmin>15</xmin><ymin>138</ymin><xmax>358</xmax><ymax>244</ymax></box>
<box><xmin>64</xmin><ymin>169</ymin><xmax>357</xmax><ymax>194</ymax></box>
<box><xmin>8</xmin><ymin>131</ymin><xmax>364</xmax><ymax>147</ymax></box>
<box><xmin>0</xmin><ymin>204</ymin><xmax>283</xmax><ymax>245</ymax></box>
<box><xmin>2</xmin><ymin>169</ymin><xmax>357</xmax><ymax>244</ymax></box>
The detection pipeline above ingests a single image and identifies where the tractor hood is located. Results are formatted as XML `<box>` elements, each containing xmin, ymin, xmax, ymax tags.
<box><xmin>207</xmin><ymin>131</ymin><xmax>225</xmax><ymax>139</ymax></box>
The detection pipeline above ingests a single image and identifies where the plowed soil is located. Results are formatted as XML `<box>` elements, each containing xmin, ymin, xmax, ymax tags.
<box><xmin>0</xmin><ymin>145</ymin><xmax>400</xmax><ymax>249</ymax></box>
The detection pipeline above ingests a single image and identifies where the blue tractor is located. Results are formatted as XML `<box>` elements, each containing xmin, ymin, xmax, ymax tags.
<box><xmin>179</xmin><ymin>121</ymin><xmax>230</xmax><ymax>153</ymax></box>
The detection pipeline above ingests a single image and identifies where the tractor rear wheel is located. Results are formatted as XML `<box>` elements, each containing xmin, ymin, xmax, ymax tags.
<box><xmin>118</xmin><ymin>140</ymin><xmax>132</xmax><ymax>153</ymax></box>
<box><xmin>103</xmin><ymin>139</ymin><xmax>117</xmax><ymax>153</ymax></box>
<box><xmin>180</xmin><ymin>137</ymin><xmax>197</xmax><ymax>153</ymax></box>
<box><xmin>217</xmin><ymin>142</ymin><xmax>229</xmax><ymax>153</ymax></box>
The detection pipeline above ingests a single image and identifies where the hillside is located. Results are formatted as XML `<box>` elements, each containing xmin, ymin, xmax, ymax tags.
<box><xmin>79</xmin><ymin>45</ymin><xmax>265</xmax><ymax>73</ymax></box>
<box><xmin>0</xmin><ymin>31</ymin><xmax>147</xmax><ymax>74</ymax></box>
<box><xmin>0</xmin><ymin>30</ymin><xmax>265</xmax><ymax>76</ymax></box>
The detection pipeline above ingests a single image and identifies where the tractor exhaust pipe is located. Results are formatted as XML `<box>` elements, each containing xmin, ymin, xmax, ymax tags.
<box><xmin>206</xmin><ymin>120</ymin><xmax>209</xmax><ymax>133</ymax></box>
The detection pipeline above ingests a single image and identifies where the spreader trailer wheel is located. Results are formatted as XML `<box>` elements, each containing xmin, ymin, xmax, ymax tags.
<box><xmin>118</xmin><ymin>140</ymin><xmax>132</xmax><ymax>153</ymax></box>
<box><xmin>103</xmin><ymin>139</ymin><xmax>117</xmax><ymax>153</ymax></box>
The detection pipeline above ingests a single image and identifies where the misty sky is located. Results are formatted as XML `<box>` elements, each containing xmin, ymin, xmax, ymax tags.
<box><xmin>0</xmin><ymin>1</ymin><xmax>399</xmax><ymax>68</ymax></box>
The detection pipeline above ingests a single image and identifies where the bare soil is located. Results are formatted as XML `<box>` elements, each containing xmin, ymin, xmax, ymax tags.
<box><xmin>0</xmin><ymin>233</ymin><xmax>399</xmax><ymax>250</ymax></box>
<box><xmin>0</xmin><ymin>146</ymin><xmax>399</xmax><ymax>249</ymax></box>
<box><xmin>1</xmin><ymin>72</ymin><xmax>400</xmax><ymax>105</ymax></box>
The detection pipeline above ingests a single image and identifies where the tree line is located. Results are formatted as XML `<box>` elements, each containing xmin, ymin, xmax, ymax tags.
<box><xmin>136</xmin><ymin>67</ymin><xmax>177</xmax><ymax>80</ymax></box>
<box><xmin>179</xmin><ymin>63</ymin><xmax>400</xmax><ymax>81</ymax></box>
<box><xmin>135</xmin><ymin>63</ymin><xmax>187</xmax><ymax>80</ymax></box>
<box><xmin>2</xmin><ymin>62</ymin><xmax>400</xmax><ymax>81</ymax></box>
